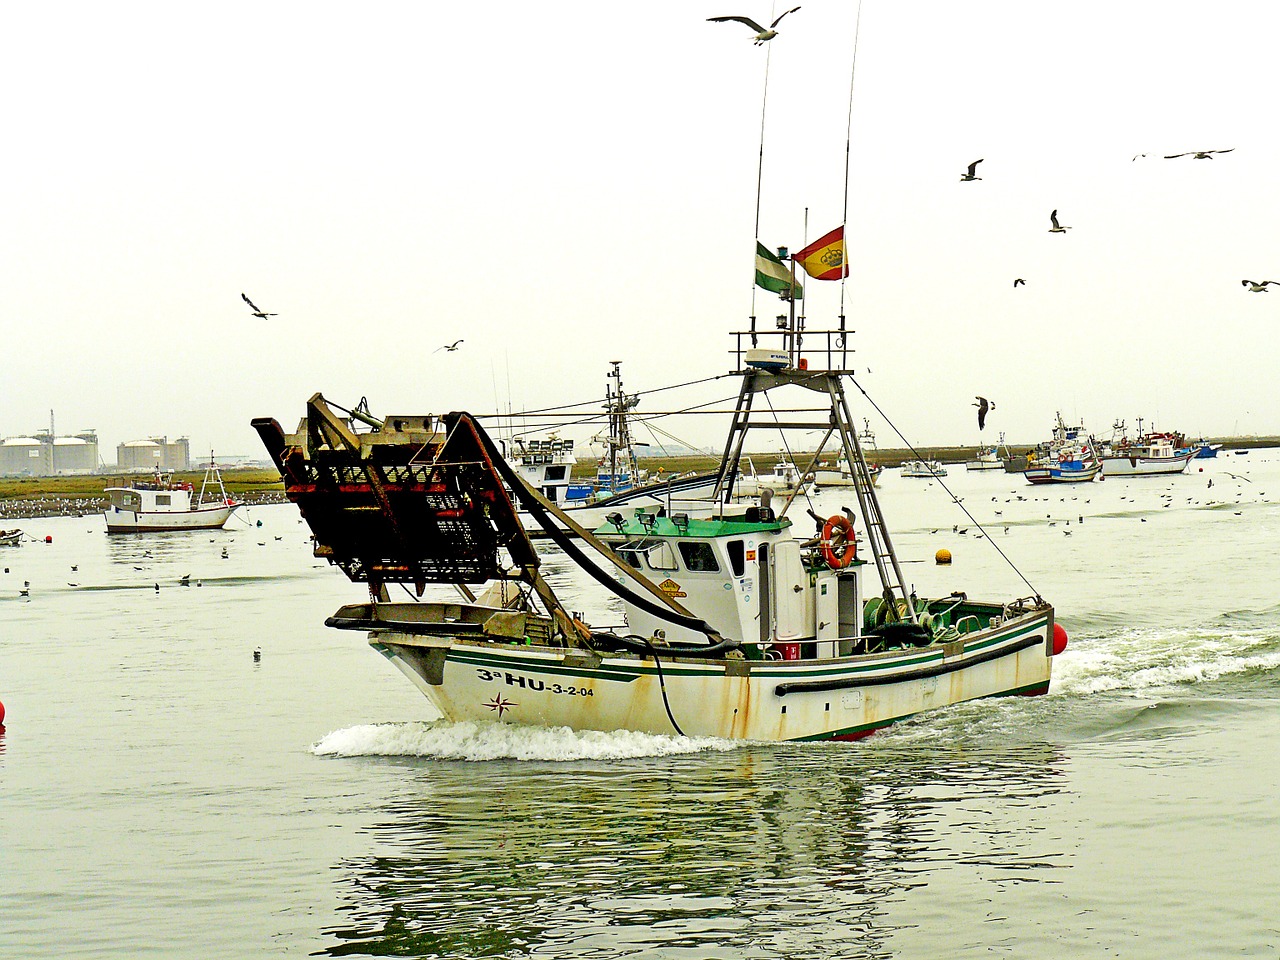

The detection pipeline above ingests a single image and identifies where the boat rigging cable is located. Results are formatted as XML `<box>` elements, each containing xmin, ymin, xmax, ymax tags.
<box><xmin>458</xmin><ymin>412</ymin><xmax>735</xmax><ymax>648</ymax></box>
<box><xmin>838</xmin><ymin>0</ymin><xmax>864</xmax><ymax>331</ymax></box>
<box><xmin>845</xmin><ymin>375</ymin><xmax>1043</xmax><ymax>599</ymax></box>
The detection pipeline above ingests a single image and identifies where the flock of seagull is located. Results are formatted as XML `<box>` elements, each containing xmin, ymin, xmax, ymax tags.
<box><xmin>955</xmin><ymin>151</ymin><xmax>1268</xmax><ymax>291</ymax></box>
<box><xmin>241</xmin><ymin>292</ymin><xmax>467</xmax><ymax>352</ymax></box>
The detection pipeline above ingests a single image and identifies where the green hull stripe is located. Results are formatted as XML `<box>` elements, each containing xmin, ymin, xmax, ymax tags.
<box><xmin>377</xmin><ymin>619</ymin><xmax>1047</xmax><ymax>688</ymax></box>
<box><xmin>790</xmin><ymin>678</ymin><xmax>1052</xmax><ymax>742</ymax></box>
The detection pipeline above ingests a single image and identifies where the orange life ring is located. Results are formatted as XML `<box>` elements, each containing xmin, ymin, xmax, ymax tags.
<box><xmin>821</xmin><ymin>514</ymin><xmax>856</xmax><ymax>569</ymax></box>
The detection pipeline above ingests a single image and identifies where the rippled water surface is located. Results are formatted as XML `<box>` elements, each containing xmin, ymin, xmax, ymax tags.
<box><xmin>2</xmin><ymin>455</ymin><xmax>1279</xmax><ymax>957</ymax></box>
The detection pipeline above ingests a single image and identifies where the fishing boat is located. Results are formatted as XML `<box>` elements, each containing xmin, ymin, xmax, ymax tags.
<box><xmin>0</xmin><ymin>528</ymin><xmax>23</xmax><ymax>546</ymax></box>
<box><xmin>1022</xmin><ymin>455</ymin><xmax>1101</xmax><ymax>485</ymax></box>
<box><xmin>964</xmin><ymin>445</ymin><xmax>1003</xmax><ymax>471</ymax></box>
<box><xmin>1018</xmin><ymin>435</ymin><xmax>1100</xmax><ymax>481</ymax></box>
<box><xmin>103</xmin><ymin>456</ymin><xmax>241</xmax><ymax>532</ymax></box>
<box><xmin>753</xmin><ymin>458</ymin><xmax>809</xmax><ymax>493</ymax></box>
<box><xmin>814</xmin><ymin>420</ymin><xmax>883</xmax><ymax>488</ymax></box>
<box><xmin>499</xmin><ymin>435</ymin><xmax>578</xmax><ymax>505</ymax></box>
<box><xmin>901</xmin><ymin>459</ymin><xmax>947</xmax><ymax>478</ymax></box>
<box><xmin>967</xmin><ymin>435</ymin><xmax>1008</xmax><ymax>471</ymax></box>
<box><xmin>1191</xmin><ymin>439</ymin><xmax>1221</xmax><ymax>459</ymax></box>
<box><xmin>812</xmin><ymin>457</ymin><xmax>881</xmax><ymax>488</ymax></box>
<box><xmin>1099</xmin><ymin>420</ymin><xmax>1195</xmax><ymax>477</ymax></box>
<box><xmin>254</xmin><ymin>332</ymin><xmax>1066</xmax><ymax>741</ymax></box>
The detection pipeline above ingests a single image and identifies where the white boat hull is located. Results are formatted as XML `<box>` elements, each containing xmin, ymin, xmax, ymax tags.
<box><xmin>370</xmin><ymin>609</ymin><xmax>1054</xmax><ymax>742</ymax></box>
<box><xmin>104</xmin><ymin>504</ymin><xmax>239</xmax><ymax>532</ymax></box>
<box><xmin>1100</xmin><ymin>451</ymin><xmax>1195</xmax><ymax>477</ymax></box>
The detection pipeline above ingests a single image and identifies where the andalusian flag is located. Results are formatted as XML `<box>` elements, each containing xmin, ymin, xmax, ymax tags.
<box><xmin>794</xmin><ymin>226</ymin><xmax>848</xmax><ymax>281</ymax></box>
<box><xmin>755</xmin><ymin>242</ymin><xmax>803</xmax><ymax>300</ymax></box>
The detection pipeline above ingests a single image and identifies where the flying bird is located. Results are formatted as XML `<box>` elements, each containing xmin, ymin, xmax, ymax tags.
<box><xmin>707</xmin><ymin>6</ymin><xmax>801</xmax><ymax>44</ymax></box>
<box><xmin>974</xmin><ymin>396</ymin><xmax>995</xmax><ymax>430</ymax></box>
<box><xmin>1049</xmin><ymin>210</ymin><xmax>1071</xmax><ymax>233</ymax></box>
<box><xmin>1013</xmin><ymin>278</ymin><xmax>1026</xmax><ymax>287</ymax></box>
<box><xmin>241</xmin><ymin>293</ymin><xmax>276</xmax><ymax>318</ymax></box>
<box><xmin>435</xmin><ymin>339</ymin><xmax>465</xmax><ymax>353</ymax></box>
<box><xmin>1165</xmin><ymin>149</ymin><xmax>1234</xmax><ymax>160</ymax></box>
<box><xmin>1242</xmin><ymin>280</ymin><xmax>1278</xmax><ymax>293</ymax></box>
<box><xmin>961</xmin><ymin>159</ymin><xmax>983</xmax><ymax>182</ymax></box>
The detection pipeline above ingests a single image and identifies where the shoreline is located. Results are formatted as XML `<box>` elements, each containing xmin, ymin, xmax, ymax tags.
<box><xmin>2</xmin><ymin>437</ymin><xmax>1273</xmax><ymax>522</ymax></box>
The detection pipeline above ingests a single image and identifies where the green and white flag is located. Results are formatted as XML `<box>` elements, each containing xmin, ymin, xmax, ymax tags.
<box><xmin>754</xmin><ymin>242</ymin><xmax>802</xmax><ymax>300</ymax></box>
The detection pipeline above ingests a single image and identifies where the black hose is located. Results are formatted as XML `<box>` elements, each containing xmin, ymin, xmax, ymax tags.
<box><xmin>452</xmin><ymin>412</ymin><xmax>730</xmax><ymax>641</ymax></box>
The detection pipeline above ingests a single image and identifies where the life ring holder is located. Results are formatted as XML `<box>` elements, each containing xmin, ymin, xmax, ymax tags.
<box><xmin>821</xmin><ymin>514</ymin><xmax>856</xmax><ymax>569</ymax></box>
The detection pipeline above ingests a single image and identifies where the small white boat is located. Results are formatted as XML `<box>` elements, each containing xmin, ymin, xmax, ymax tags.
<box><xmin>0</xmin><ymin>528</ymin><xmax>23</xmax><ymax>546</ymax></box>
<box><xmin>901</xmin><ymin>459</ymin><xmax>947</xmax><ymax>478</ymax></box>
<box><xmin>104</xmin><ymin>456</ymin><xmax>241</xmax><ymax>533</ymax></box>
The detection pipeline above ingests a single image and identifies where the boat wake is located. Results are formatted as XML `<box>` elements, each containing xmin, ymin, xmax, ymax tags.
<box><xmin>311</xmin><ymin>720</ymin><xmax>745</xmax><ymax>762</ymax></box>
<box><xmin>1052</xmin><ymin>624</ymin><xmax>1280</xmax><ymax>697</ymax></box>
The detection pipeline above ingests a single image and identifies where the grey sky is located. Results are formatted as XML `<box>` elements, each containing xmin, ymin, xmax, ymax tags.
<box><xmin>4</xmin><ymin>2</ymin><xmax>1277</xmax><ymax>457</ymax></box>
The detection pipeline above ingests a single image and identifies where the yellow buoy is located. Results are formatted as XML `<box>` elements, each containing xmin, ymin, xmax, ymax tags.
<box><xmin>935</xmin><ymin>548</ymin><xmax>952</xmax><ymax>565</ymax></box>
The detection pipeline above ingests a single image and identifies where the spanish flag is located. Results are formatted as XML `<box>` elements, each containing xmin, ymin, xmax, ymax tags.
<box><xmin>794</xmin><ymin>226</ymin><xmax>848</xmax><ymax>281</ymax></box>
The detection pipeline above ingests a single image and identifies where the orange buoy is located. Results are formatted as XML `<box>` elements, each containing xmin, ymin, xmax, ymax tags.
<box><xmin>935</xmin><ymin>548</ymin><xmax>952</xmax><ymax>565</ymax></box>
<box><xmin>1052</xmin><ymin>623</ymin><xmax>1069</xmax><ymax>656</ymax></box>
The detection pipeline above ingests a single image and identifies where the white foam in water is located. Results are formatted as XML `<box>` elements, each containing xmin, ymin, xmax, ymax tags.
<box><xmin>1052</xmin><ymin>627</ymin><xmax>1280</xmax><ymax>697</ymax></box>
<box><xmin>312</xmin><ymin>720</ymin><xmax>744</xmax><ymax>762</ymax></box>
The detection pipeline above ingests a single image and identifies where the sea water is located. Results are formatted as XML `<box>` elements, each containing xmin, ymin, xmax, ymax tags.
<box><xmin>1</xmin><ymin>455</ymin><xmax>1278</xmax><ymax>958</ymax></box>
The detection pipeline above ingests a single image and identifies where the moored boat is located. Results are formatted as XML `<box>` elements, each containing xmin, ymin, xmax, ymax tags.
<box><xmin>964</xmin><ymin>445</ymin><xmax>1003</xmax><ymax>471</ymax></box>
<box><xmin>1099</xmin><ymin>421</ymin><xmax>1195</xmax><ymax>477</ymax></box>
<box><xmin>901</xmin><ymin>459</ymin><xmax>947</xmax><ymax>478</ymax></box>
<box><xmin>0</xmin><ymin>528</ymin><xmax>24</xmax><ymax>546</ymax></box>
<box><xmin>1023</xmin><ymin>414</ymin><xmax>1101</xmax><ymax>484</ymax></box>
<box><xmin>103</xmin><ymin>456</ymin><xmax>241</xmax><ymax>532</ymax></box>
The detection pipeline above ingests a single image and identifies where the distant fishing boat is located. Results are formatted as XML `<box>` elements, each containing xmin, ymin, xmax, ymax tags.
<box><xmin>103</xmin><ymin>455</ymin><xmax>240</xmax><ymax>533</ymax></box>
<box><xmin>965</xmin><ymin>445</ymin><xmax>1003</xmax><ymax>471</ymax></box>
<box><xmin>815</xmin><ymin>420</ymin><xmax>883</xmax><ymax>488</ymax></box>
<box><xmin>1023</xmin><ymin>415</ymin><xmax>1100</xmax><ymax>484</ymax></box>
<box><xmin>1099</xmin><ymin>420</ymin><xmax>1195</xmax><ymax>477</ymax></box>
<box><xmin>901</xmin><ymin>459</ymin><xmax>947</xmax><ymax>478</ymax></box>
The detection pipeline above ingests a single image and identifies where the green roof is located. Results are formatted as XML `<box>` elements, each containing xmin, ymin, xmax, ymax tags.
<box><xmin>593</xmin><ymin>511</ymin><xmax>790</xmax><ymax>539</ymax></box>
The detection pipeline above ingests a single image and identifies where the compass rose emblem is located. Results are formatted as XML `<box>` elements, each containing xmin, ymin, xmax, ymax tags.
<box><xmin>484</xmin><ymin>694</ymin><xmax>517</xmax><ymax>718</ymax></box>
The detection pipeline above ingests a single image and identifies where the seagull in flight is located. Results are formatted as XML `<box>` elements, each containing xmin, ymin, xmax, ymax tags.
<box><xmin>241</xmin><ymin>293</ymin><xmax>276</xmax><ymax>318</ymax></box>
<box><xmin>961</xmin><ymin>159</ymin><xmax>983</xmax><ymax>182</ymax></box>
<box><xmin>1013</xmin><ymin>278</ymin><xmax>1026</xmax><ymax>287</ymax></box>
<box><xmin>1165</xmin><ymin>149</ymin><xmax>1234</xmax><ymax>159</ymax></box>
<box><xmin>707</xmin><ymin>6</ymin><xmax>801</xmax><ymax>44</ymax></box>
<box><xmin>1049</xmin><ymin>210</ymin><xmax>1071</xmax><ymax>233</ymax></box>
<box><xmin>1242</xmin><ymin>280</ymin><xmax>1278</xmax><ymax>293</ymax></box>
<box><xmin>435</xmin><ymin>339</ymin><xmax>464</xmax><ymax>353</ymax></box>
<box><xmin>974</xmin><ymin>396</ymin><xmax>995</xmax><ymax>430</ymax></box>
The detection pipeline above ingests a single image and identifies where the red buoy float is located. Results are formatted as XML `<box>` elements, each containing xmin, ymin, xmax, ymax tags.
<box><xmin>44</xmin><ymin>535</ymin><xmax>52</xmax><ymax>543</ymax></box>
<box><xmin>0</xmin><ymin>697</ymin><xmax>6</xmax><ymax>726</ymax></box>
<box><xmin>821</xmin><ymin>514</ymin><xmax>857</xmax><ymax>569</ymax></box>
<box><xmin>1052</xmin><ymin>623</ymin><xmax>1069</xmax><ymax>656</ymax></box>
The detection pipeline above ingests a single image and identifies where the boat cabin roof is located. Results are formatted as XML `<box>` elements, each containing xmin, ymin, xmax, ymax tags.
<box><xmin>593</xmin><ymin>509</ymin><xmax>789</xmax><ymax>539</ymax></box>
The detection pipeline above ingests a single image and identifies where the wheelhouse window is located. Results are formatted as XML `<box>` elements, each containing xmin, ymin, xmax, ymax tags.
<box><xmin>727</xmin><ymin>539</ymin><xmax>745</xmax><ymax>577</ymax></box>
<box><xmin>156</xmin><ymin>495</ymin><xmax>171</xmax><ymax>506</ymax></box>
<box><xmin>612</xmin><ymin>538</ymin><xmax>678</xmax><ymax>571</ymax></box>
<box><xmin>678</xmin><ymin>541</ymin><xmax>720</xmax><ymax>573</ymax></box>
